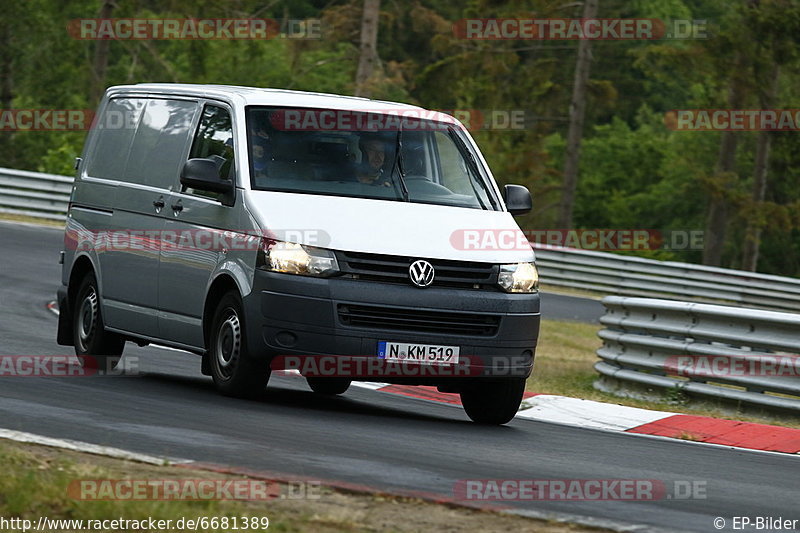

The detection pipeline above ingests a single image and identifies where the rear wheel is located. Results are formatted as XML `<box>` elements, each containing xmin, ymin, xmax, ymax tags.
<box><xmin>209</xmin><ymin>291</ymin><xmax>270</xmax><ymax>398</ymax></box>
<box><xmin>306</xmin><ymin>377</ymin><xmax>351</xmax><ymax>395</ymax></box>
<box><xmin>460</xmin><ymin>379</ymin><xmax>526</xmax><ymax>425</ymax></box>
<box><xmin>72</xmin><ymin>273</ymin><xmax>125</xmax><ymax>371</ymax></box>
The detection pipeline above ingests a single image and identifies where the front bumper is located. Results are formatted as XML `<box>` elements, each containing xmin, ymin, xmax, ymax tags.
<box><xmin>243</xmin><ymin>271</ymin><xmax>540</xmax><ymax>384</ymax></box>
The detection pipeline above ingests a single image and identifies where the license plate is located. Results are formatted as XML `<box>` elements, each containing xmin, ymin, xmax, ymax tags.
<box><xmin>377</xmin><ymin>341</ymin><xmax>460</xmax><ymax>364</ymax></box>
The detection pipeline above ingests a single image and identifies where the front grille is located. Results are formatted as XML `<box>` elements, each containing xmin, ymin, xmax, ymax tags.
<box><xmin>336</xmin><ymin>250</ymin><xmax>498</xmax><ymax>290</ymax></box>
<box><xmin>338</xmin><ymin>304</ymin><xmax>500</xmax><ymax>336</ymax></box>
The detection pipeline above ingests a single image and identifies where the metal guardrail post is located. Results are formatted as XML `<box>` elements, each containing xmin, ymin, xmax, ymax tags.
<box><xmin>533</xmin><ymin>244</ymin><xmax>800</xmax><ymax>312</ymax></box>
<box><xmin>0</xmin><ymin>167</ymin><xmax>73</xmax><ymax>220</ymax></box>
<box><xmin>595</xmin><ymin>296</ymin><xmax>800</xmax><ymax>412</ymax></box>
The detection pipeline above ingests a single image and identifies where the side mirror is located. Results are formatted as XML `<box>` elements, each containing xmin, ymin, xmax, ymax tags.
<box><xmin>180</xmin><ymin>158</ymin><xmax>235</xmax><ymax>206</ymax></box>
<box><xmin>502</xmin><ymin>184</ymin><xmax>532</xmax><ymax>215</ymax></box>
<box><xmin>181</xmin><ymin>158</ymin><xmax>232</xmax><ymax>193</ymax></box>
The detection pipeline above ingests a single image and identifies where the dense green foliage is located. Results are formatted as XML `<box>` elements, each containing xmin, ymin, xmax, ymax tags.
<box><xmin>1</xmin><ymin>0</ymin><xmax>798</xmax><ymax>275</ymax></box>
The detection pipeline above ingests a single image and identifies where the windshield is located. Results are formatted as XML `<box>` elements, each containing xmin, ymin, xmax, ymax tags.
<box><xmin>246</xmin><ymin>107</ymin><xmax>499</xmax><ymax>210</ymax></box>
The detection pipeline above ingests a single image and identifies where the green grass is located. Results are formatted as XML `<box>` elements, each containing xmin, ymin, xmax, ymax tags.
<box><xmin>0</xmin><ymin>440</ymin><xmax>608</xmax><ymax>533</ymax></box>
<box><xmin>0</xmin><ymin>212</ymin><xmax>64</xmax><ymax>227</ymax></box>
<box><xmin>0</xmin><ymin>443</ymin><xmax>264</xmax><ymax>532</ymax></box>
<box><xmin>538</xmin><ymin>284</ymin><xmax>604</xmax><ymax>300</ymax></box>
<box><xmin>528</xmin><ymin>318</ymin><xmax>800</xmax><ymax>429</ymax></box>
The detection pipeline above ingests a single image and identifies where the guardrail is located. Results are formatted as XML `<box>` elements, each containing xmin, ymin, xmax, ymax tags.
<box><xmin>533</xmin><ymin>244</ymin><xmax>800</xmax><ymax>313</ymax></box>
<box><xmin>1</xmin><ymin>166</ymin><xmax>799</xmax><ymax>312</ymax></box>
<box><xmin>0</xmin><ymin>167</ymin><xmax>72</xmax><ymax>220</ymax></box>
<box><xmin>595</xmin><ymin>296</ymin><xmax>800</xmax><ymax>412</ymax></box>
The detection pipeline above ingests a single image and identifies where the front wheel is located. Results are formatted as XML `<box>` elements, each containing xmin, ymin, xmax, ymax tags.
<box><xmin>460</xmin><ymin>379</ymin><xmax>526</xmax><ymax>425</ymax></box>
<box><xmin>209</xmin><ymin>291</ymin><xmax>270</xmax><ymax>398</ymax></box>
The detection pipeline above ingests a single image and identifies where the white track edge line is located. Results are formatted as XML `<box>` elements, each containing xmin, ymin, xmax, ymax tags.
<box><xmin>505</xmin><ymin>507</ymin><xmax>680</xmax><ymax>533</ymax></box>
<box><xmin>0</xmin><ymin>428</ymin><xmax>192</xmax><ymax>465</ymax></box>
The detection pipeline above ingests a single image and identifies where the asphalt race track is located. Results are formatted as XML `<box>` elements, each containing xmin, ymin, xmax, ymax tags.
<box><xmin>1</xmin><ymin>221</ymin><xmax>797</xmax><ymax>532</ymax></box>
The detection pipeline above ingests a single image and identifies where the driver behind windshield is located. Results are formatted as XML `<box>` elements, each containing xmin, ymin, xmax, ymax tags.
<box><xmin>356</xmin><ymin>133</ymin><xmax>393</xmax><ymax>187</ymax></box>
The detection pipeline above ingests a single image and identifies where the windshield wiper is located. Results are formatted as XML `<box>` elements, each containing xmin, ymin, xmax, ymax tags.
<box><xmin>391</xmin><ymin>126</ymin><xmax>410</xmax><ymax>202</ymax></box>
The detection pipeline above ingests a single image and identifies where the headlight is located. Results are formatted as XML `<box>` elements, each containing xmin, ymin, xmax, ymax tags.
<box><xmin>498</xmin><ymin>262</ymin><xmax>538</xmax><ymax>293</ymax></box>
<box><xmin>258</xmin><ymin>241</ymin><xmax>339</xmax><ymax>277</ymax></box>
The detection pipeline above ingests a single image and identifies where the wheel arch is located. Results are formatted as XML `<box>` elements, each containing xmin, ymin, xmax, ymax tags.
<box><xmin>202</xmin><ymin>273</ymin><xmax>242</xmax><ymax>352</ymax></box>
<box><xmin>67</xmin><ymin>254</ymin><xmax>99</xmax><ymax>310</ymax></box>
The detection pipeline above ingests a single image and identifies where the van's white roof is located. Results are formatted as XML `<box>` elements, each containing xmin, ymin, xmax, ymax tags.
<box><xmin>107</xmin><ymin>83</ymin><xmax>433</xmax><ymax>114</ymax></box>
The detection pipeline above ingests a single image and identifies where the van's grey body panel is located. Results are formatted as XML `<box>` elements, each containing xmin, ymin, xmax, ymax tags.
<box><xmin>103</xmin><ymin>181</ymin><xmax>165</xmax><ymax>337</ymax></box>
<box><xmin>159</xmin><ymin>190</ymin><xmax>249</xmax><ymax>347</ymax></box>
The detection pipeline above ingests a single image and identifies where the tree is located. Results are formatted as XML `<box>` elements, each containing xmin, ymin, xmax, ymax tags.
<box><xmin>740</xmin><ymin>65</ymin><xmax>778</xmax><ymax>271</ymax></box>
<box><xmin>355</xmin><ymin>0</ymin><xmax>380</xmax><ymax>97</ymax></box>
<box><xmin>557</xmin><ymin>0</ymin><xmax>598</xmax><ymax>228</ymax></box>
<box><xmin>702</xmin><ymin>57</ymin><xmax>746</xmax><ymax>267</ymax></box>
<box><xmin>739</xmin><ymin>0</ymin><xmax>800</xmax><ymax>270</ymax></box>
<box><xmin>89</xmin><ymin>0</ymin><xmax>116</xmax><ymax>105</ymax></box>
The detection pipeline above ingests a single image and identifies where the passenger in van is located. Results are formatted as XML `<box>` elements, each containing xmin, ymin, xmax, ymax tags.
<box><xmin>252</xmin><ymin>140</ymin><xmax>269</xmax><ymax>181</ymax></box>
<box><xmin>250</xmin><ymin>122</ymin><xmax>273</xmax><ymax>184</ymax></box>
<box><xmin>356</xmin><ymin>134</ymin><xmax>392</xmax><ymax>187</ymax></box>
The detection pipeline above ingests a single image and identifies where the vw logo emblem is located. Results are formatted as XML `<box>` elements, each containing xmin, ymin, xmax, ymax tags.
<box><xmin>409</xmin><ymin>260</ymin><xmax>435</xmax><ymax>288</ymax></box>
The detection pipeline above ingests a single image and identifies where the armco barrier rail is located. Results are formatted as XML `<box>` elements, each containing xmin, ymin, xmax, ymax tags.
<box><xmin>533</xmin><ymin>244</ymin><xmax>800</xmax><ymax>312</ymax></box>
<box><xmin>595</xmin><ymin>296</ymin><xmax>800</xmax><ymax>412</ymax></box>
<box><xmin>0</xmin><ymin>167</ymin><xmax>72</xmax><ymax>220</ymax></box>
<box><xmin>1</xmin><ymin>166</ymin><xmax>799</xmax><ymax>311</ymax></box>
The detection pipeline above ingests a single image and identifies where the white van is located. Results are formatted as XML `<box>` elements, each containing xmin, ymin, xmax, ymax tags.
<box><xmin>57</xmin><ymin>84</ymin><xmax>540</xmax><ymax>424</ymax></box>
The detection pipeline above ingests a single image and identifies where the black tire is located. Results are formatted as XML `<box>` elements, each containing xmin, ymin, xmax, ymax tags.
<box><xmin>72</xmin><ymin>273</ymin><xmax>125</xmax><ymax>372</ymax></box>
<box><xmin>209</xmin><ymin>291</ymin><xmax>270</xmax><ymax>398</ymax></box>
<box><xmin>460</xmin><ymin>379</ymin><xmax>526</xmax><ymax>425</ymax></box>
<box><xmin>306</xmin><ymin>377</ymin><xmax>351</xmax><ymax>395</ymax></box>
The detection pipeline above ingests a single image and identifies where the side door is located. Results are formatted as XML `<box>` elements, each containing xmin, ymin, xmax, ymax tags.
<box><xmin>83</xmin><ymin>96</ymin><xmax>157</xmax><ymax>336</ymax></box>
<box><xmin>103</xmin><ymin>97</ymin><xmax>199</xmax><ymax>338</ymax></box>
<box><xmin>158</xmin><ymin>103</ymin><xmax>241</xmax><ymax>349</ymax></box>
